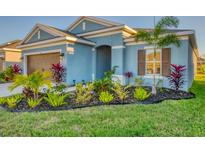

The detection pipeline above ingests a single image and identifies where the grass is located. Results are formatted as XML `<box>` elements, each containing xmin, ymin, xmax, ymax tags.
<box><xmin>0</xmin><ymin>79</ymin><xmax>205</xmax><ymax>136</ymax></box>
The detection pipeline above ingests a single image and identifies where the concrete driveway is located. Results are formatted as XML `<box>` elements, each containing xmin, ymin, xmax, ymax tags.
<box><xmin>0</xmin><ymin>82</ymin><xmax>76</xmax><ymax>97</ymax></box>
<box><xmin>0</xmin><ymin>83</ymin><xmax>23</xmax><ymax>97</ymax></box>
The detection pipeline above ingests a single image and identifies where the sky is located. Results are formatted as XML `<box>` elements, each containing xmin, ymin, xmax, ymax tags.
<box><xmin>0</xmin><ymin>16</ymin><xmax>205</xmax><ymax>56</ymax></box>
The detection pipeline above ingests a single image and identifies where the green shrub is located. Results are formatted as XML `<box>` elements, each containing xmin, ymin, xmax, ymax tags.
<box><xmin>99</xmin><ymin>91</ymin><xmax>114</xmax><ymax>104</ymax></box>
<box><xmin>134</xmin><ymin>87</ymin><xmax>151</xmax><ymax>101</ymax></box>
<box><xmin>9</xmin><ymin>71</ymin><xmax>52</xmax><ymax>99</ymax></box>
<box><xmin>27</xmin><ymin>98</ymin><xmax>42</xmax><ymax>109</ymax></box>
<box><xmin>44</xmin><ymin>93</ymin><xmax>69</xmax><ymax>107</ymax></box>
<box><xmin>0</xmin><ymin>97</ymin><xmax>6</xmax><ymax>105</ymax></box>
<box><xmin>75</xmin><ymin>83</ymin><xmax>94</xmax><ymax>104</ymax></box>
<box><xmin>6</xmin><ymin>95</ymin><xmax>23</xmax><ymax>108</ymax></box>
<box><xmin>48</xmin><ymin>83</ymin><xmax>68</xmax><ymax>94</ymax></box>
<box><xmin>135</xmin><ymin>77</ymin><xmax>145</xmax><ymax>87</ymax></box>
<box><xmin>112</xmin><ymin>82</ymin><xmax>130</xmax><ymax>102</ymax></box>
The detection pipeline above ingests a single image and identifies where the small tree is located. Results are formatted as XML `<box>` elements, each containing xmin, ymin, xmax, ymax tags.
<box><xmin>169</xmin><ymin>64</ymin><xmax>186</xmax><ymax>91</ymax></box>
<box><xmin>135</xmin><ymin>16</ymin><xmax>181</xmax><ymax>95</ymax></box>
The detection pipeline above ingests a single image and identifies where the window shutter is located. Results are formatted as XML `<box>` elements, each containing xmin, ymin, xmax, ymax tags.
<box><xmin>162</xmin><ymin>48</ymin><xmax>171</xmax><ymax>76</ymax></box>
<box><xmin>138</xmin><ymin>49</ymin><xmax>145</xmax><ymax>76</ymax></box>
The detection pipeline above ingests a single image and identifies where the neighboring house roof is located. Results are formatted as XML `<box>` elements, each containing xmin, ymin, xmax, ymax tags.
<box><xmin>67</xmin><ymin>16</ymin><xmax>122</xmax><ymax>31</ymax></box>
<box><xmin>0</xmin><ymin>40</ymin><xmax>22</xmax><ymax>52</ymax></box>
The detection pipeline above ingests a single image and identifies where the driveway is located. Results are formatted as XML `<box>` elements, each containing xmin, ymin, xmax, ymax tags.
<box><xmin>0</xmin><ymin>82</ymin><xmax>76</xmax><ymax>97</ymax></box>
<box><xmin>0</xmin><ymin>83</ymin><xmax>23</xmax><ymax>97</ymax></box>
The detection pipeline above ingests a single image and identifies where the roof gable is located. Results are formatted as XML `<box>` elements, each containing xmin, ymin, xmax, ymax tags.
<box><xmin>67</xmin><ymin>16</ymin><xmax>121</xmax><ymax>33</ymax></box>
<box><xmin>21</xmin><ymin>24</ymin><xmax>67</xmax><ymax>45</ymax></box>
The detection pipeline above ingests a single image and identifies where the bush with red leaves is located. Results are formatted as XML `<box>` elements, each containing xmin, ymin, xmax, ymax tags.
<box><xmin>51</xmin><ymin>63</ymin><xmax>65</xmax><ymax>84</ymax></box>
<box><xmin>12</xmin><ymin>64</ymin><xmax>22</xmax><ymax>74</ymax></box>
<box><xmin>169</xmin><ymin>64</ymin><xmax>186</xmax><ymax>91</ymax></box>
<box><xmin>124</xmin><ymin>71</ymin><xmax>133</xmax><ymax>84</ymax></box>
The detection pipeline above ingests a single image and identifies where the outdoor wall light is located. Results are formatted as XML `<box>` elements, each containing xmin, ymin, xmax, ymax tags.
<box><xmin>60</xmin><ymin>53</ymin><xmax>65</xmax><ymax>57</ymax></box>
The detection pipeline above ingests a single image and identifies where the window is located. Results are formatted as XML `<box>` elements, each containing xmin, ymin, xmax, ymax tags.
<box><xmin>82</xmin><ymin>22</ymin><xmax>86</xmax><ymax>30</ymax></box>
<box><xmin>146</xmin><ymin>49</ymin><xmax>161</xmax><ymax>75</ymax></box>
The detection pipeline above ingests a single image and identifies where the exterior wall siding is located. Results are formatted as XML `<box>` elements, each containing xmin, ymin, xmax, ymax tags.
<box><xmin>124</xmin><ymin>39</ymin><xmax>191</xmax><ymax>91</ymax></box>
<box><xmin>70</xmin><ymin>20</ymin><xmax>106</xmax><ymax>34</ymax></box>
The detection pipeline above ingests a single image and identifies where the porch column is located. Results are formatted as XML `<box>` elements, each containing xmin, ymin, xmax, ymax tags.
<box><xmin>92</xmin><ymin>47</ymin><xmax>96</xmax><ymax>81</ymax></box>
<box><xmin>111</xmin><ymin>46</ymin><xmax>125</xmax><ymax>85</ymax></box>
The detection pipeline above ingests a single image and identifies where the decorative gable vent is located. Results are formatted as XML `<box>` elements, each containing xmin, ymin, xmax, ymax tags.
<box><xmin>82</xmin><ymin>22</ymin><xmax>86</xmax><ymax>31</ymax></box>
<box><xmin>37</xmin><ymin>30</ymin><xmax>41</xmax><ymax>40</ymax></box>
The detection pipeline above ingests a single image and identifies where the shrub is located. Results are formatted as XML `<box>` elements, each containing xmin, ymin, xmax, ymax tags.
<box><xmin>27</xmin><ymin>98</ymin><xmax>42</xmax><ymax>109</ymax></box>
<box><xmin>6</xmin><ymin>94</ymin><xmax>23</xmax><ymax>108</ymax></box>
<box><xmin>0</xmin><ymin>97</ymin><xmax>6</xmax><ymax>105</ymax></box>
<box><xmin>9</xmin><ymin>71</ymin><xmax>52</xmax><ymax>99</ymax></box>
<box><xmin>134</xmin><ymin>87</ymin><xmax>151</xmax><ymax>101</ymax></box>
<box><xmin>47</xmin><ymin>83</ymin><xmax>67</xmax><ymax>94</ymax></box>
<box><xmin>135</xmin><ymin>77</ymin><xmax>145</xmax><ymax>87</ymax></box>
<box><xmin>12</xmin><ymin>64</ymin><xmax>22</xmax><ymax>74</ymax></box>
<box><xmin>169</xmin><ymin>64</ymin><xmax>186</xmax><ymax>91</ymax></box>
<box><xmin>51</xmin><ymin>63</ymin><xmax>65</xmax><ymax>84</ymax></box>
<box><xmin>75</xmin><ymin>83</ymin><xmax>94</xmax><ymax>104</ymax></box>
<box><xmin>124</xmin><ymin>71</ymin><xmax>133</xmax><ymax>84</ymax></box>
<box><xmin>44</xmin><ymin>93</ymin><xmax>69</xmax><ymax>107</ymax></box>
<box><xmin>99</xmin><ymin>91</ymin><xmax>114</xmax><ymax>104</ymax></box>
<box><xmin>112</xmin><ymin>82</ymin><xmax>130</xmax><ymax>102</ymax></box>
<box><xmin>1</xmin><ymin>64</ymin><xmax>22</xmax><ymax>82</ymax></box>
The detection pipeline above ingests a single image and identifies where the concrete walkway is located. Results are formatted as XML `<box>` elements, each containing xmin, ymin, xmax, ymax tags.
<box><xmin>0</xmin><ymin>83</ymin><xmax>76</xmax><ymax>97</ymax></box>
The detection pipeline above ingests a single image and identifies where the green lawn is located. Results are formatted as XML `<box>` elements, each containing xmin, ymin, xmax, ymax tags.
<box><xmin>0</xmin><ymin>80</ymin><xmax>205</xmax><ymax>137</ymax></box>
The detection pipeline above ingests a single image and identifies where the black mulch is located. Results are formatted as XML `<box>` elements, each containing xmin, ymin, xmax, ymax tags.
<box><xmin>0</xmin><ymin>86</ymin><xmax>195</xmax><ymax>112</ymax></box>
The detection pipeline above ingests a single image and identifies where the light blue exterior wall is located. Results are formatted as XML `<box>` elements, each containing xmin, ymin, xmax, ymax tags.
<box><xmin>26</xmin><ymin>30</ymin><xmax>56</xmax><ymax>44</ymax></box>
<box><xmin>70</xmin><ymin>20</ymin><xmax>106</xmax><ymax>34</ymax></box>
<box><xmin>124</xmin><ymin>39</ymin><xmax>191</xmax><ymax>91</ymax></box>
<box><xmin>89</xmin><ymin>33</ymin><xmax>125</xmax><ymax>77</ymax></box>
<box><xmin>66</xmin><ymin>43</ymin><xmax>93</xmax><ymax>84</ymax></box>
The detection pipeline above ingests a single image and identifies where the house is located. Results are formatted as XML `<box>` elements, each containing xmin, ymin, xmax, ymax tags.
<box><xmin>197</xmin><ymin>56</ymin><xmax>205</xmax><ymax>74</ymax></box>
<box><xmin>17</xmin><ymin>16</ymin><xmax>198</xmax><ymax>90</ymax></box>
<box><xmin>0</xmin><ymin>40</ymin><xmax>22</xmax><ymax>71</ymax></box>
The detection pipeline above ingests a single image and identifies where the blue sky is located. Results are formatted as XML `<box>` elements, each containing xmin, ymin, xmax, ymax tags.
<box><xmin>0</xmin><ymin>16</ymin><xmax>204</xmax><ymax>55</ymax></box>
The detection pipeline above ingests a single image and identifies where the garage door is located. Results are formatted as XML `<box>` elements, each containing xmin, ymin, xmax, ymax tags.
<box><xmin>0</xmin><ymin>58</ymin><xmax>3</xmax><ymax>72</ymax></box>
<box><xmin>27</xmin><ymin>52</ymin><xmax>60</xmax><ymax>75</ymax></box>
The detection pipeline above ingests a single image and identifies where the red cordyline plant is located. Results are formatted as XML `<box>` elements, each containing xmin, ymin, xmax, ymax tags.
<box><xmin>124</xmin><ymin>71</ymin><xmax>133</xmax><ymax>84</ymax></box>
<box><xmin>51</xmin><ymin>63</ymin><xmax>65</xmax><ymax>84</ymax></box>
<box><xmin>169</xmin><ymin>64</ymin><xmax>186</xmax><ymax>91</ymax></box>
<box><xmin>12</xmin><ymin>64</ymin><xmax>22</xmax><ymax>74</ymax></box>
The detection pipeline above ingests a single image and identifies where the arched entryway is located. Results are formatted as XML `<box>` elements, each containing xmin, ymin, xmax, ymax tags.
<box><xmin>96</xmin><ymin>45</ymin><xmax>111</xmax><ymax>79</ymax></box>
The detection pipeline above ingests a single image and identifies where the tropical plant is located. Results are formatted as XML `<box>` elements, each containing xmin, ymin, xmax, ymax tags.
<box><xmin>75</xmin><ymin>83</ymin><xmax>94</xmax><ymax>104</ymax></box>
<box><xmin>51</xmin><ymin>63</ymin><xmax>65</xmax><ymax>84</ymax></box>
<box><xmin>99</xmin><ymin>91</ymin><xmax>114</xmax><ymax>104</ymax></box>
<box><xmin>156</xmin><ymin>79</ymin><xmax>164</xmax><ymax>92</ymax></box>
<box><xmin>135</xmin><ymin>16</ymin><xmax>181</xmax><ymax>94</ymax></box>
<box><xmin>27</xmin><ymin>98</ymin><xmax>42</xmax><ymax>109</ymax></box>
<box><xmin>9</xmin><ymin>71</ymin><xmax>52</xmax><ymax>99</ymax></box>
<box><xmin>12</xmin><ymin>64</ymin><xmax>22</xmax><ymax>74</ymax></box>
<box><xmin>48</xmin><ymin>83</ymin><xmax>68</xmax><ymax>94</ymax></box>
<box><xmin>3</xmin><ymin>66</ymin><xmax>14</xmax><ymax>81</ymax></box>
<box><xmin>169</xmin><ymin>64</ymin><xmax>186</xmax><ymax>91</ymax></box>
<box><xmin>124</xmin><ymin>71</ymin><xmax>133</xmax><ymax>84</ymax></box>
<box><xmin>135</xmin><ymin>77</ymin><xmax>145</xmax><ymax>87</ymax></box>
<box><xmin>134</xmin><ymin>87</ymin><xmax>151</xmax><ymax>101</ymax></box>
<box><xmin>0</xmin><ymin>97</ymin><xmax>6</xmax><ymax>105</ymax></box>
<box><xmin>201</xmin><ymin>64</ymin><xmax>205</xmax><ymax>74</ymax></box>
<box><xmin>93</xmin><ymin>66</ymin><xmax>117</xmax><ymax>94</ymax></box>
<box><xmin>112</xmin><ymin>82</ymin><xmax>130</xmax><ymax>102</ymax></box>
<box><xmin>44</xmin><ymin>93</ymin><xmax>69</xmax><ymax>107</ymax></box>
<box><xmin>6</xmin><ymin>94</ymin><xmax>23</xmax><ymax>108</ymax></box>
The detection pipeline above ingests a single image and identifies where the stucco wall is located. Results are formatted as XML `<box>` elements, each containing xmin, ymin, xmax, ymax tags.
<box><xmin>66</xmin><ymin>43</ymin><xmax>93</xmax><ymax>84</ymax></box>
<box><xmin>70</xmin><ymin>20</ymin><xmax>106</xmax><ymax>34</ymax></box>
<box><xmin>124</xmin><ymin>39</ymin><xmax>191</xmax><ymax>91</ymax></box>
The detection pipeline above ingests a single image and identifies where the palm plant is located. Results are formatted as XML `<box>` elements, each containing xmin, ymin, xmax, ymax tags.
<box><xmin>135</xmin><ymin>16</ymin><xmax>181</xmax><ymax>95</ymax></box>
<box><xmin>9</xmin><ymin>71</ymin><xmax>52</xmax><ymax>99</ymax></box>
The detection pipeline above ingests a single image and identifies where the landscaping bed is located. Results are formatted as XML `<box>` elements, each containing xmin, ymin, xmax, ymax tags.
<box><xmin>0</xmin><ymin>86</ymin><xmax>195</xmax><ymax>112</ymax></box>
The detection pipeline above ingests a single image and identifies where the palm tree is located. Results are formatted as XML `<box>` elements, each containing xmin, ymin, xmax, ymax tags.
<box><xmin>135</xmin><ymin>16</ymin><xmax>181</xmax><ymax>95</ymax></box>
<box><xmin>9</xmin><ymin>71</ymin><xmax>52</xmax><ymax>99</ymax></box>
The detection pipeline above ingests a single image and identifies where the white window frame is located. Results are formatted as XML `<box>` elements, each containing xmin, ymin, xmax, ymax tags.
<box><xmin>145</xmin><ymin>48</ymin><xmax>162</xmax><ymax>76</ymax></box>
<box><xmin>37</xmin><ymin>30</ymin><xmax>41</xmax><ymax>40</ymax></box>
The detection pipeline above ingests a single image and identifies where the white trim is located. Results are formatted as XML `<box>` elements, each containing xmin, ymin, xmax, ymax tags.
<box><xmin>112</xmin><ymin>75</ymin><xmax>125</xmax><ymax>85</ymax></box>
<box><xmin>112</xmin><ymin>45</ymin><xmax>125</xmax><ymax>49</ymax></box>
<box><xmin>82</xmin><ymin>22</ymin><xmax>86</xmax><ymax>31</ymax></box>
<box><xmin>1</xmin><ymin>48</ymin><xmax>21</xmax><ymax>52</ymax></box>
<box><xmin>77</xmin><ymin>25</ymin><xmax>136</xmax><ymax>37</ymax></box>
<box><xmin>83</xmin><ymin>31</ymin><xmax>122</xmax><ymax>39</ymax></box>
<box><xmin>92</xmin><ymin>48</ymin><xmax>96</xmax><ymax>51</ymax></box>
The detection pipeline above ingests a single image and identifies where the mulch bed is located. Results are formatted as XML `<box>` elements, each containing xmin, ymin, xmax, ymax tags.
<box><xmin>0</xmin><ymin>86</ymin><xmax>195</xmax><ymax>112</ymax></box>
